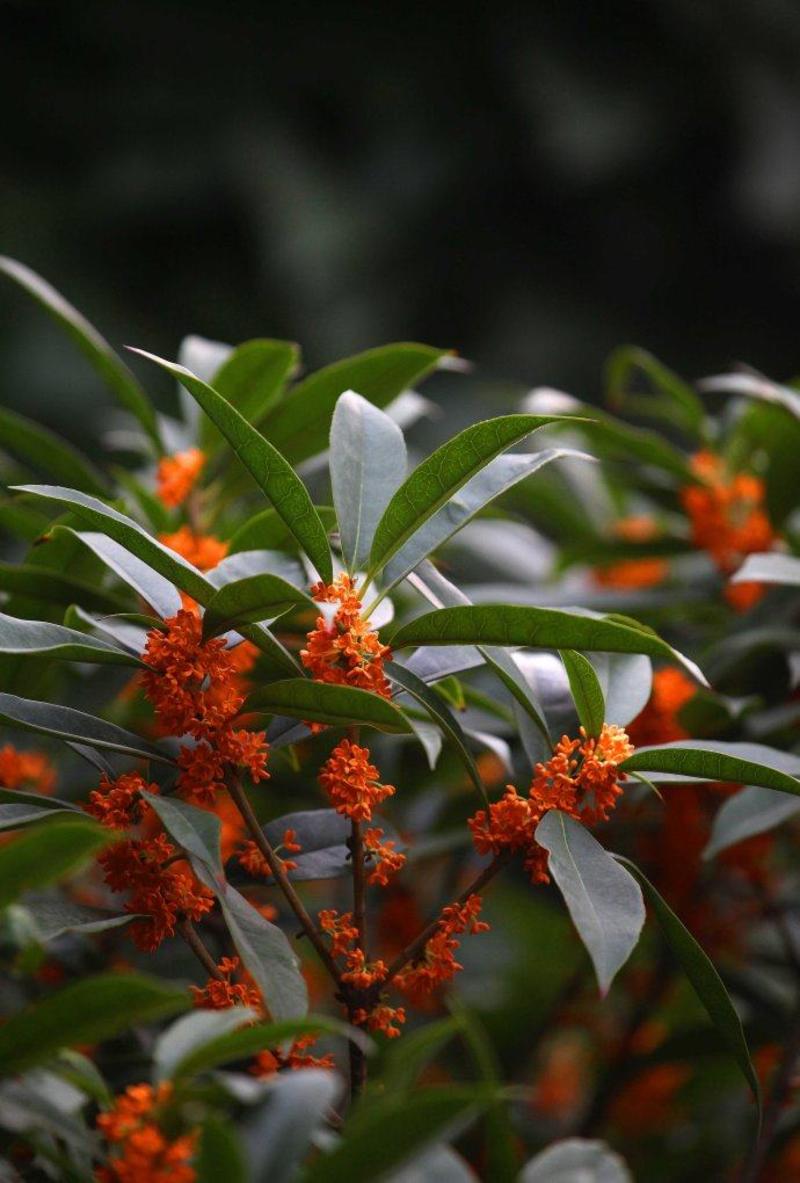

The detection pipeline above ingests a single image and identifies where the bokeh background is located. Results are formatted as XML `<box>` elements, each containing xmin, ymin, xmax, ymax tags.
<box><xmin>4</xmin><ymin>0</ymin><xmax>800</xmax><ymax>437</ymax></box>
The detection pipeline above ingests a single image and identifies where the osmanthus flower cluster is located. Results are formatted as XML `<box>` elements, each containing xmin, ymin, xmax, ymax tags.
<box><xmin>0</xmin><ymin>743</ymin><xmax>56</xmax><ymax>794</ymax></box>
<box><xmin>95</xmin><ymin>1082</ymin><xmax>197</xmax><ymax>1183</ymax></box>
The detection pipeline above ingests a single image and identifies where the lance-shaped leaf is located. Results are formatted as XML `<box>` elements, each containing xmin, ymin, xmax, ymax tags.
<box><xmin>620</xmin><ymin>741</ymin><xmax>800</xmax><ymax>796</ymax></box>
<box><xmin>144</xmin><ymin>794</ymin><xmax>308</xmax><ymax>1020</ymax></box>
<box><xmin>17</xmin><ymin>892</ymin><xmax>134</xmax><ymax>941</ymax></box>
<box><xmin>0</xmin><ymin>974</ymin><xmax>188</xmax><ymax>1078</ymax></box>
<box><xmin>0</xmin><ymin>256</ymin><xmax>161</xmax><ymax>452</ymax></box>
<box><xmin>390</xmin><ymin>603</ymin><xmax>707</xmax><ymax>685</ymax></box>
<box><xmin>0</xmin><ymin>788</ymin><xmax>76</xmax><ymax>833</ymax></box>
<box><xmin>368</xmin><ymin>414</ymin><xmax>570</xmax><ymax>577</ymax></box>
<box><xmin>0</xmin><ymin>692</ymin><xmax>173</xmax><ymax>764</ymax></box>
<box><xmin>732</xmin><ymin>552</ymin><xmax>800</xmax><ymax>587</ymax></box>
<box><xmin>245</xmin><ymin>1068</ymin><xmax>344</xmax><ymax>1183</ymax></box>
<box><xmin>197</xmin><ymin>1117</ymin><xmax>247</xmax><ymax>1183</ymax></box>
<box><xmin>521</xmin><ymin>1138</ymin><xmax>633</xmax><ymax>1183</ymax></box>
<box><xmin>618</xmin><ymin>858</ymin><xmax>760</xmax><ymax>1108</ymax></box>
<box><xmin>383</xmin><ymin>448</ymin><xmax>591</xmax><ymax>590</ymax></box>
<box><xmin>129</xmin><ymin>350</ymin><xmax>333</xmax><ymax>583</ymax></box>
<box><xmin>154</xmin><ymin>1007</ymin><xmax>261</xmax><ymax>1082</ymax></box>
<box><xmin>247</xmin><ymin>679</ymin><xmax>412</xmax><ymax>733</ymax></box>
<box><xmin>67</xmin><ymin>529</ymin><xmax>183</xmax><ymax>618</ymax></box>
<box><xmin>201</xmin><ymin>337</ymin><xmax>299</xmax><ymax>450</ymax></box>
<box><xmin>0</xmin><ymin>816</ymin><xmax>115</xmax><ymax>908</ymax></box>
<box><xmin>560</xmin><ymin>650</ymin><xmax>605</xmax><ymax>739</ymax></box>
<box><xmin>0</xmin><ymin>558</ymin><xmax>127</xmax><ymax>615</ymax></box>
<box><xmin>0</xmin><ymin>405</ymin><xmax>108</xmax><ymax>495</ymax></box>
<box><xmin>229</xmin><ymin>506</ymin><xmax>337</xmax><ymax>556</ymax></box>
<box><xmin>0</xmin><ymin>612</ymin><xmax>141</xmax><ymax>667</ymax></box>
<box><xmin>13</xmin><ymin>486</ymin><xmax>300</xmax><ymax>674</ymax></box>
<box><xmin>330</xmin><ymin>390</ymin><xmax>408</xmax><ymax>572</ymax></box>
<box><xmin>201</xmin><ymin>574</ymin><xmax>314</xmax><ymax>640</ymax></box>
<box><xmin>605</xmin><ymin>344</ymin><xmax>705</xmax><ymax>439</ymax></box>
<box><xmin>386</xmin><ymin>661</ymin><xmax>484</xmax><ymax>798</ymax></box>
<box><xmin>535</xmin><ymin>811</ymin><xmax>645</xmax><ymax>994</ymax></box>
<box><xmin>259</xmin><ymin>342</ymin><xmax>448</xmax><ymax>465</ymax></box>
<box><xmin>705</xmin><ymin>786</ymin><xmax>800</xmax><ymax>859</ymax></box>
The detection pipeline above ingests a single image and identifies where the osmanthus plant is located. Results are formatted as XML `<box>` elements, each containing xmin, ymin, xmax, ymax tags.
<box><xmin>0</xmin><ymin>263</ymin><xmax>799</xmax><ymax>1180</ymax></box>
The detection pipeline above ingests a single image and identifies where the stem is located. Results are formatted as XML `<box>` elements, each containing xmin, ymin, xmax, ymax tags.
<box><xmin>348</xmin><ymin>817</ymin><xmax>368</xmax><ymax>1098</ymax></box>
<box><xmin>740</xmin><ymin>996</ymin><xmax>800</xmax><ymax>1183</ymax></box>
<box><xmin>385</xmin><ymin>852</ymin><xmax>510</xmax><ymax>983</ymax></box>
<box><xmin>227</xmin><ymin>775</ymin><xmax>342</xmax><ymax>984</ymax></box>
<box><xmin>179</xmin><ymin>917</ymin><xmax>224</xmax><ymax>980</ymax></box>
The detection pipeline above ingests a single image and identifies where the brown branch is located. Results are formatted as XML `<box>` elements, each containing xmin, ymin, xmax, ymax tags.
<box><xmin>179</xmin><ymin>917</ymin><xmax>224</xmax><ymax>980</ymax></box>
<box><xmin>385</xmin><ymin>852</ymin><xmax>511</xmax><ymax>984</ymax></box>
<box><xmin>348</xmin><ymin>818</ymin><xmax>368</xmax><ymax>1098</ymax></box>
<box><xmin>226</xmin><ymin>774</ymin><xmax>341</xmax><ymax>984</ymax></box>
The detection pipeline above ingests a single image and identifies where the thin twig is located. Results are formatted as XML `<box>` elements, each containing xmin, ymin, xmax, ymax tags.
<box><xmin>348</xmin><ymin>817</ymin><xmax>368</xmax><ymax>1098</ymax></box>
<box><xmin>179</xmin><ymin>917</ymin><xmax>224</xmax><ymax>980</ymax></box>
<box><xmin>226</xmin><ymin>774</ymin><xmax>341</xmax><ymax>983</ymax></box>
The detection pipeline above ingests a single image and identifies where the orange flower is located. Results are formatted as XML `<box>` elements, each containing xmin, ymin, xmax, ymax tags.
<box><xmin>176</xmin><ymin>741</ymin><xmax>226</xmax><ymax>803</ymax></box>
<box><xmin>143</xmin><ymin>610</ymin><xmax>243</xmax><ymax>738</ymax></box>
<box><xmin>98</xmin><ymin>836</ymin><xmax>214</xmax><ymax>952</ymax></box>
<box><xmin>628</xmin><ymin>667</ymin><xmax>695</xmax><ymax>748</ymax></box>
<box><xmin>351</xmin><ymin>1002</ymin><xmax>406</xmax><ymax>1038</ymax></box>
<box><xmin>0</xmin><ymin>743</ymin><xmax>56</xmax><ymax>795</ymax></box>
<box><xmin>85</xmin><ymin>772</ymin><xmax>158</xmax><ymax>830</ymax></box>
<box><xmin>159</xmin><ymin>526</ymin><xmax>228</xmax><ymax>571</ymax></box>
<box><xmin>251</xmin><ymin>1034</ymin><xmax>336</xmax><ymax>1077</ymax></box>
<box><xmin>341</xmin><ymin>948</ymin><xmax>389</xmax><ymax>990</ymax></box>
<box><xmin>395</xmin><ymin>894</ymin><xmax>488</xmax><ymax>1005</ymax></box>
<box><xmin>531</xmin><ymin>1035</ymin><xmax>588</xmax><ymax>1120</ymax></box>
<box><xmin>318</xmin><ymin>908</ymin><xmax>360</xmax><ymax>958</ymax></box>
<box><xmin>681</xmin><ymin>451</ymin><xmax>774</xmax><ymax>606</ymax></box>
<box><xmin>190</xmin><ymin>955</ymin><xmax>262</xmax><ymax>1010</ymax></box>
<box><xmin>156</xmin><ymin>447</ymin><xmax>205</xmax><ymax>508</ymax></box>
<box><xmin>609</xmin><ymin>1063</ymin><xmax>689</xmax><ymax>1133</ymax></box>
<box><xmin>96</xmin><ymin>1082</ymin><xmax>197</xmax><ymax>1183</ymax></box>
<box><xmin>238</xmin><ymin>828</ymin><xmax>300</xmax><ymax>878</ymax></box>
<box><xmin>301</xmin><ymin>574</ymin><xmax>391</xmax><ymax>698</ymax></box>
<box><xmin>319</xmin><ymin>739</ymin><xmax>395</xmax><ymax>822</ymax></box>
<box><xmin>364</xmin><ymin>827</ymin><xmax>406</xmax><ymax>886</ymax></box>
<box><xmin>593</xmin><ymin>516</ymin><xmax>668</xmax><ymax>590</ymax></box>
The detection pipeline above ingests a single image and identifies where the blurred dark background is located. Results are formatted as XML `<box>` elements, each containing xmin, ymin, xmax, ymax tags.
<box><xmin>4</xmin><ymin>0</ymin><xmax>800</xmax><ymax>436</ymax></box>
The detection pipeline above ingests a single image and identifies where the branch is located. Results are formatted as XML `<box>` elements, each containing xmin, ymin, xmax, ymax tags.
<box><xmin>179</xmin><ymin>917</ymin><xmax>224</xmax><ymax>980</ymax></box>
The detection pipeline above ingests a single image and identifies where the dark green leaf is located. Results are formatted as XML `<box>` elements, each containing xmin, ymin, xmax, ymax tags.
<box><xmin>620</xmin><ymin>741</ymin><xmax>800</xmax><ymax>796</ymax></box>
<box><xmin>259</xmin><ymin>342</ymin><xmax>448</xmax><ymax>465</ymax></box>
<box><xmin>129</xmin><ymin>350</ymin><xmax>333</xmax><ymax>582</ymax></box>
<box><xmin>704</xmin><ymin>786</ymin><xmax>800</xmax><ymax>859</ymax></box>
<box><xmin>535</xmin><ymin>811</ymin><xmax>645</xmax><ymax>994</ymax></box>
<box><xmin>605</xmin><ymin>345</ymin><xmax>705</xmax><ymax>439</ymax></box>
<box><xmin>246</xmin><ymin>1068</ymin><xmax>342</xmax><ymax>1183</ymax></box>
<box><xmin>228</xmin><ymin>506</ymin><xmax>337</xmax><ymax>556</ymax></box>
<box><xmin>0</xmin><ymin>406</ymin><xmax>108</xmax><ymax>495</ymax></box>
<box><xmin>368</xmin><ymin>415</ymin><xmax>569</xmax><ymax>577</ymax></box>
<box><xmin>0</xmin><ymin>803</ymin><xmax>74</xmax><ymax>833</ymax></box>
<box><xmin>0</xmin><ymin>692</ymin><xmax>173</xmax><ymax>764</ymax></box>
<box><xmin>154</xmin><ymin>1007</ymin><xmax>261</xmax><ymax>1082</ymax></box>
<box><xmin>0</xmin><ymin>558</ymin><xmax>126</xmax><ymax>615</ymax></box>
<box><xmin>197</xmin><ymin>1116</ymin><xmax>247</xmax><ymax>1183</ymax></box>
<box><xmin>66</xmin><ymin>528</ymin><xmax>183</xmax><ymax>618</ymax></box>
<box><xmin>390</xmin><ymin>604</ymin><xmax>706</xmax><ymax>685</ymax></box>
<box><xmin>560</xmin><ymin>650</ymin><xmax>605</xmax><ymax>739</ymax></box>
<box><xmin>619</xmin><ymin>858</ymin><xmax>761</xmax><ymax>1108</ymax></box>
<box><xmin>386</xmin><ymin>661</ymin><xmax>484</xmax><ymax>798</ymax></box>
<box><xmin>203</xmin><ymin>338</ymin><xmax>300</xmax><ymax>449</ymax></box>
<box><xmin>0</xmin><ymin>816</ymin><xmax>115</xmax><ymax>909</ymax></box>
<box><xmin>0</xmin><ymin>974</ymin><xmax>188</xmax><ymax>1077</ymax></box>
<box><xmin>0</xmin><ymin>611</ymin><xmax>141</xmax><ymax>667</ymax></box>
<box><xmin>202</xmin><ymin>574</ymin><xmax>314</xmax><ymax>639</ymax></box>
<box><xmin>18</xmin><ymin>891</ymin><xmax>134</xmax><ymax>941</ymax></box>
<box><xmin>247</xmin><ymin>679</ymin><xmax>412</xmax><ymax>733</ymax></box>
<box><xmin>0</xmin><ymin>256</ymin><xmax>161</xmax><ymax>452</ymax></box>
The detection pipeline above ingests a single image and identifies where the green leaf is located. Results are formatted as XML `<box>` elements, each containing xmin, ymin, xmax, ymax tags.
<box><xmin>201</xmin><ymin>574</ymin><xmax>314</xmax><ymax>639</ymax></box>
<box><xmin>386</xmin><ymin>661</ymin><xmax>485</xmax><ymax>799</ymax></box>
<box><xmin>154</xmin><ymin>1007</ymin><xmax>261</xmax><ymax>1082</ymax></box>
<box><xmin>247</xmin><ymin>679</ymin><xmax>412</xmax><ymax>733</ymax></box>
<box><xmin>197</xmin><ymin>1116</ymin><xmax>247</xmax><ymax>1183</ymax></box>
<box><xmin>302</xmin><ymin>1086</ymin><xmax>489</xmax><ymax>1183</ymax></box>
<box><xmin>0</xmin><ymin>405</ymin><xmax>108</xmax><ymax>495</ymax></box>
<box><xmin>65</xmin><ymin>528</ymin><xmax>183</xmax><ymax>619</ymax></box>
<box><xmin>0</xmin><ymin>611</ymin><xmax>142</xmax><ymax>667</ymax></box>
<box><xmin>246</xmin><ymin>1069</ymin><xmax>342</xmax><ymax>1183</ymax></box>
<box><xmin>390</xmin><ymin>604</ymin><xmax>707</xmax><ymax>686</ymax></box>
<box><xmin>619</xmin><ymin>858</ymin><xmax>761</xmax><ymax>1109</ymax></box>
<box><xmin>0</xmin><ymin>973</ymin><xmax>188</xmax><ymax>1077</ymax></box>
<box><xmin>228</xmin><ymin>506</ymin><xmax>337</xmax><ymax>556</ymax></box>
<box><xmin>166</xmin><ymin>1015</ymin><xmax>361</xmax><ymax>1084</ymax></box>
<box><xmin>0</xmin><ymin>558</ymin><xmax>127</xmax><ymax>615</ymax></box>
<box><xmin>620</xmin><ymin>741</ymin><xmax>800</xmax><ymax>797</ymax></box>
<box><xmin>0</xmin><ymin>691</ymin><xmax>174</xmax><ymax>764</ymax></box>
<box><xmin>0</xmin><ymin>802</ymin><xmax>74</xmax><ymax>833</ymax></box>
<box><xmin>521</xmin><ymin>1138</ymin><xmax>633</xmax><ymax>1182</ymax></box>
<box><xmin>202</xmin><ymin>338</ymin><xmax>300</xmax><ymax>450</ymax></box>
<box><xmin>704</xmin><ymin>787</ymin><xmax>800</xmax><ymax>859</ymax></box>
<box><xmin>732</xmin><ymin>552</ymin><xmax>800</xmax><ymax>586</ymax></box>
<box><xmin>382</xmin><ymin>448</ymin><xmax>589</xmax><ymax>591</ymax></box>
<box><xmin>259</xmin><ymin>342</ymin><xmax>448</xmax><ymax>465</ymax></box>
<box><xmin>0</xmin><ymin>256</ymin><xmax>161</xmax><ymax>452</ymax></box>
<box><xmin>0</xmin><ymin>816</ymin><xmax>115</xmax><ymax>909</ymax></box>
<box><xmin>535</xmin><ymin>811</ymin><xmax>645</xmax><ymax>994</ymax></box>
<box><xmin>143</xmin><ymin>793</ymin><xmax>308</xmax><ymax>1021</ymax></box>
<box><xmin>18</xmin><ymin>892</ymin><xmax>134</xmax><ymax>941</ymax></box>
<box><xmin>129</xmin><ymin>350</ymin><xmax>333</xmax><ymax>583</ymax></box>
<box><xmin>368</xmin><ymin>414</ymin><xmax>569</xmax><ymax>578</ymax></box>
<box><xmin>331</xmin><ymin>390</ymin><xmax>408</xmax><ymax>572</ymax></box>
<box><xmin>605</xmin><ymin>345</ymin><xmax>705</xmax><ymax>439</ymax></box>
<box><xmin>559</xmin><ymin>650</ymin><xmax>605</xmax><ymax>739</ymax></box>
